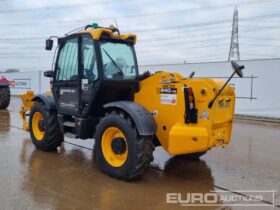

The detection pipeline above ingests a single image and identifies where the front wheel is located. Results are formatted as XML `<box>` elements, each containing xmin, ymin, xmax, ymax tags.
<box><xmin>94</xmin><ymin>111</ymin><xmax>154</xmax><ymax>181</ymax></box>
<box><xmin>29</xmin><ymin>102</ymin><xmax>63</xmax><ymax>151</ymax></box>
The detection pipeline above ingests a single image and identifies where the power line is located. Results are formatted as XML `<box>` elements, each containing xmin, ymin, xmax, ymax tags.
<box><xmin>137</xmin><ymin>38</ymin><xmax>229</xmax><ymax>49</ymax></box>
<box><xmin>0</xmin><ymin>11</ymin><xmax>279</xmax><ymax>41</ymax></box>
<box><xmin>137</xmin><ymin>43</ymin><xmax>229</xmax><ymax>54</ymax></box>
<box><xmin>141</xmin><ymin>33</ymin><xmax>280</xmax><ymax>44</ymax></box>
<box><xmin>240</xmin><ymin>36</ymin><xmax>280</xmax><ymax>41</ymax></box>
<box><xmin>113</xmin><ymin>13</ymin><xmax>280</xmax><ymax>33</ymax></box>
<box><xmin>2</xmin><ymin>41</ymin><xmax>279</xmax><ymax>54</ymax></box>
<box><xmin>0</xmin><ymin>0</ymin><xmax>274</xmax><ymax>15</ymax></box>
<box><xmin>242</xmin><ymin>19</ymin><xmax>280</xmax><ymax>24</ymax></box>
<box><xmin>243</xmin><ymin>52</ymin><xmax>280</xmax><ymax>57</ymax></box>
<box><xmin>3</xmin><ymin>38</ymin><xmax>228</xmax><ymax>51</ymax></box>
<box><xmin>0</xmin><ymin>56</ymin><xmax>45</xmax><ymax>59</ymax></box>
<box><xmin>0</xmin><ymin>26</ymin><xmax>277</xmax><ymax>44</ymax></box>
<box><xmin>0</xmin><ymin>37</ymin><xmax>44</xmax><ymax>41</ymax></box>
<box><xmin>241</xmin><ymin>43</ymin><xmax>280</xmax><ymax>47</ymax></box>
<box><xmin>239</xmin><ymin>24</ymin><xmax>280</xmax><ymax>29</ymax></box>
<box><xmin>0</xmin><ymin>5</ymin><xmax>231</xmax><ymax>27</ymax></box>
<box><xmin>0</xmin><ymin>46</ymin><xmax>44</xmax><ymax>50</ymax></box>
<box><xmin>0</xmin><ymin>28</ymin><xmax>278</xmax><ymax>54</ymax></box>
<box><xmin>0</xmin><ymin>43</ymin><xmax>230</xmax><ymax>57</ymax></box>
<box><xmin>0</xmin><ymin>43</ymin><xmax>229</xmax><ymax>55</ymax></box>
<box><xmin>0</xmin><ymin>0</ymin><xmax>279</xmax><ymax>27</ymax></box>
<box><xmin>0</xmin><ymin>27</ymin><xmax>278</xmax><ymax>55</ymax></box>
<box><xmin>136</xmin><ymin>38</ymin><xmax>280</xmax><ymax>49</ymax></box>
<box><xmin>0</xmin><ymin>67</ymin><xmax>50</xmax><ymax>71</ymax></box>
<box><xmin>133</xmin><ymin>12</ymin><xmax>280</xmax><ymax>34</ymax></box>
<box><xmin>1</xmin><ymin>36</ymin><xmax>230</xmax><ymax>50</ymax></box>
<box><xmin>0</xmin><ymin>0</ymin><xmax>133</xmax><ymax>14</ymax></box>
<box><xmin>0</xmin><ymin>24</ymin><xmax>231</xmax><ymax>41</ymax></box>
<box><xmin>139</xmin><ymin>52</ymin><xmax>228</xmax><ymax>62</ymax></box>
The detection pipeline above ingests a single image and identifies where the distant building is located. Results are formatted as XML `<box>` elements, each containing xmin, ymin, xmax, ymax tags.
<box><xmin>4</xmin><ymin>69</ymin><xmax>20</xmax><ymax>73</ymax></box>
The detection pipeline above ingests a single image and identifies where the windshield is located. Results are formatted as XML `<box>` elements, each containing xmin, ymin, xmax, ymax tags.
<box><xmin>100</xmin><ymin>41</ymin><xmax>137</xmax><ymax>80</ymax></box>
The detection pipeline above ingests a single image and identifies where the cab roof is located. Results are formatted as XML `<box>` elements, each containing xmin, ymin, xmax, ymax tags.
<box><xmin>77</xmin><ymin>28</ymin><xmax>137</xmax><ymax>45</ymax></box>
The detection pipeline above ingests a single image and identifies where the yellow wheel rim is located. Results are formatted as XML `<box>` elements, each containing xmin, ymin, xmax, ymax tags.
<box><xmin>101</xmin><ymin>127</ymin><xmax>128</xmax><ymax>167</ymax></box>
<box><xmin>32</xmin><ymin>112</ymin><xmax>45</xmax><ymax>141</ymax></box>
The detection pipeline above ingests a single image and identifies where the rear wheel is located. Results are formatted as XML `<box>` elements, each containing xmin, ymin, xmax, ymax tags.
<box><xmin>0</xmin><ymin>87</ymin><xmax>10</xmax><ymax>109</ymax></box>
<box><xmin>94</xmin><ymin>111</ymin><xmax>154</xmax><ymax>181</ymax></box>
<box><xmin>29</xmin><ymin>102</ymin><xmax>63</xmax><ymax>151</ymax></box>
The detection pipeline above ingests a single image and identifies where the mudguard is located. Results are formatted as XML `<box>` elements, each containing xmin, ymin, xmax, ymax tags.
<box><xmin>32</xmin><ymin>94</ymin><xmax>56</xmax><ymax>110</ymax></box>
<box><xmin>104</xmin><ymin>101</ymin><xmax>157</xmax><ymax>136</ymax></box>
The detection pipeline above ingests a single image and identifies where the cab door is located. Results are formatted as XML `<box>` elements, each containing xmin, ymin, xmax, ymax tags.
<box><xmin>52</xmin><ymin>35</ymin><xmax>81</xmax><ymax>115</ymax></box>
<box><xmin>80</xmin><ymin>34</ymin><xmax>99</xmax><ymax>116</ymax></box>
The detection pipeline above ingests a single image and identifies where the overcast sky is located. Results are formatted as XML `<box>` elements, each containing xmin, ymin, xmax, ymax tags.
<box><xmin>0</xmin><ymin>0</ymin><xmax>279</xmax><ymax>71</ymax></box>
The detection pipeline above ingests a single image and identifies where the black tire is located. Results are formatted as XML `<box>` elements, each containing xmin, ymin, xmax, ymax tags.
<box><xmin>177</xmin><ymin>151</ymin><xmax>207</xmax><ymax>160</ymax></box>
<box><xmin>94</xmin><ymin>111</ymin><xmax>154</xmax><ymax>181</ymax></box>
<box><xmin>0</xmin><ymin>87</ymin><xmax>10</xmax><ymax>109</ymax></box>
<box><xmin>29</xmin><ymin>102</ymin><xmax>63</xmax><ymax>151</ymax></box>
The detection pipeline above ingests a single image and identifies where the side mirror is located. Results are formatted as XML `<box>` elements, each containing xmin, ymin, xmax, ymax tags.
<box><xmin>45</xmin><ymin>39</ymin><xmax>53</xmax><ymax>51</ymax></box>
<box><xmin>44</xmin><ymin>71</ymin><xmax>54</xmax><ymax>78</ymax></box>
<box><xmin>231</xmin><ymin>61</ymin><xmax>244</xmax><ymax>78</ymax></box>
<box><xmin>208</xmin><ymin>61</ymin><xmax>245</xmax><ymax>108</ymax></box>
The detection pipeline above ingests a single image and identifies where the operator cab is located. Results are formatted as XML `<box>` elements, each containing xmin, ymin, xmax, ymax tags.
<box><xmin>44</xmin><ymin>24</ymin><xmax>139</xmax><ymax>117</ymax></box>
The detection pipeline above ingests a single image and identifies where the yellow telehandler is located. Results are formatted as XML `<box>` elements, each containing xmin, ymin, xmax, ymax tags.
<box><xmin>19</xmin><ymin>23</ymin><xmax>244</xmax><ymax>180</ymax></box>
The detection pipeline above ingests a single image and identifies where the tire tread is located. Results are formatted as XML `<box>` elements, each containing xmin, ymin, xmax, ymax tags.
<box><xmin>0</xmin><ymin>87</ymin><xmax>10</xmax><ymax>109</ymax></box>
<box><xmin>94</xmin><ymin>110</ymin><xmax>154</xmax><ymax>181</ymax></box>
<box><xmin>30</xmin><ymin>102</ymin><xmax>63</xmax><ymax>151</ymax></box>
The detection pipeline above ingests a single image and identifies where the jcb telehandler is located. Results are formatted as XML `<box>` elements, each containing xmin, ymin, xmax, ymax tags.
<box><xmin>20</xmin><ymin>23</ymin><xmax>244</xmax><ymax>180</ymax></box>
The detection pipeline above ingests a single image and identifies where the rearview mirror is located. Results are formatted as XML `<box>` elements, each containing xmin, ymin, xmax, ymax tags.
<box><xmin>44</xmin><ymin>71</ymin><xmax>54</xmax><ymax>78</ymax></box>
<box><xmin>45</xmin><ymin>39</ymin><xmax>53</xmax><ymax>51</ymax></box>
<box><xmin>231</xmin><ymin>61</ymin><xmax>244</xmax><ymax>78</ymax></box>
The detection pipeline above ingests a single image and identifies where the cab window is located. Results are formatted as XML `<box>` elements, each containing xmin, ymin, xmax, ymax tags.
<box><xmin>82</xmin><ymin>35</ymin><xmax>98</xmax><ymax>81</ymax></box>
<box><xmin>100</xmin><ymin>42</ymin><xmax>137</xmax><ymax>80</ymax></box>
<box><xmin>56</xmin><ymin>38</ymin><xmax>78</xmax><ymax>81</ymax></box>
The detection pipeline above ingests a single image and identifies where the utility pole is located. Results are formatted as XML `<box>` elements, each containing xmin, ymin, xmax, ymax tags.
<box><xmin>228</xmin><ymin>6</ymin><xmax>240</xmax><ymax>61</ymax></box>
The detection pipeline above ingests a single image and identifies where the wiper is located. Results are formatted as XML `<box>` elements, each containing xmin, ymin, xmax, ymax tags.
<box><xmin>102</xmin><ymin>49</ymin><xmax>123</xmax><ymax>76</ymax></box>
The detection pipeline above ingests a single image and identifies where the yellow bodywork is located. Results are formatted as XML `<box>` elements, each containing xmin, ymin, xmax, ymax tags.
<box><xmin>31</xmin><ymin>112</ymin><xmax>45</xmax><ymax>141</ymax></box>
<box><xmin>19</xmin><ymin>90</ymin><xmax>52</xmax><ymax>131</ymax></box>
<box><xmin>101</xmin><ymin>127</ymin><xmax>128</xmax><ymax>167</ymax></box>
<box><xmin>19</xmin><ymin>90</ymin><xmax>35</xmax><ymax>131</ymax></box>
<box><xmin>134</xmin><ymin>72</ymin><xmax>235</xmax><ymax>155</ymax></box>
<box><xmin>78</xmin><ymin>28</ymin><xmax>137</xmax><ymax>45</ymax></box>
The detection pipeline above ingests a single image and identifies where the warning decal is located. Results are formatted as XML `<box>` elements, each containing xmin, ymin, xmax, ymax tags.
<box><xmin>200</xmin><ymin>109</ymin><xmax>209</xmax><ymax>120</ymax></box>
<box><xmin>161</xmin><ymin>94</ymin><xmax>177</xmax><ymax>105</ymax></box>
